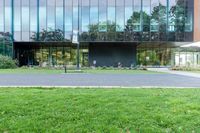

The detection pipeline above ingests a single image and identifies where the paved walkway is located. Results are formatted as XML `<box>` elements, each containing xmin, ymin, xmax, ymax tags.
<box><xmin>148</xmin><ymin>68</ymin><xmax>200</xmax><ymax>78</ymax></box>
<box><xmin>0</xmin><ymin>73</ymin><xmax>200</xmax><ymax>87</ymax></box>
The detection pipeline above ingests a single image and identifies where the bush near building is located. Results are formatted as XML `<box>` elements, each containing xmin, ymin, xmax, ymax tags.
<box><xmin>171</xmin><ymin>66</ymin><xmax>200</xmax><ymax>71</ymax></box>
<box><xmin>0</xmin><ymin>54</ymin><xmax>17</xmax><ymax>69</ymax></box>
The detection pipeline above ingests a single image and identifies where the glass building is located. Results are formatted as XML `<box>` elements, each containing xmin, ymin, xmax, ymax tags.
<box><xmin>0</xmin><ymin>0</ymin><xmax>199</xmax><ymax>67</ymax></box>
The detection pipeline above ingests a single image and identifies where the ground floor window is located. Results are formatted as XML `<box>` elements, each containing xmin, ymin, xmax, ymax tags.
<box><xmin>0</xmin><ymin>33</ymin><xmax>13</xmax><ymax>57</ymax></box>
<box><xmin>14</xmin><ymin>42</ymin><xmax>200</xmax><ymax>68</ymax></box>
<box><xmin>15</xmin><ymin>44</ymin><xmax>88</xmax><ymax>67</ymax></box>
<box><xmin>172</xmin><ymin>48</ymin><xmax>200</xmax><ymax>67</ymax></box>
<box><xmin>137</xmin><ymin>46</ymin><xmax>172</xmax><ymax>66</ymax></box>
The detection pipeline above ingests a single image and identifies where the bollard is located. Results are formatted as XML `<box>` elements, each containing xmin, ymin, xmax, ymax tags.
<box><xmin>64</xmin><ymin>65</ymin><xmax>67</xmax><ymax>73</ymax></box>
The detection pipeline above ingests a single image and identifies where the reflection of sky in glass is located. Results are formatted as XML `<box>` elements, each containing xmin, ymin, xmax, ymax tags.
<box><xmin>169</xmin><ymin>0</ymin><xmax>176</xmax><ymax>7</ymax></box>
<box><xmin>5</xmin><ymin>7</ymin><xmax>11</xmax><ymax>24</ymax></box>
<box><xmin>134</xmin><ymin>0</ymin><xmax>141</xmax><ymax>7</ymax></box>
<box><xmin>116</xmin><ymin>7</ymin><xmax>124</xmax><ymax>31</ymax></box>
<box><xmin>108</xmin><ymin>7</ymin><xmax>115</xmax><ymax>23</ymax></box>
<box><xmin>5</xmin><ymin>7</ymin><xmax>12</xmax><ymax>32</ymax></box>
<box><xmin>47</xmin><ymin>6</ymin><xmax>55</xmax><ymax>30</ymax></box>
<box><xmin>0</xmin><ymin>0</ymin><xmax>3</xmax><ymax>31</ymax></box>
<box><xmin>125</xmin><ymin>0</ymin><xmax>133</xmax><ymax>6</ymax></box>
<box><xmin>22</xmin><ymin>7</ymin><xmax>30</xmax><ymax>32</ymax></box>
<box><xmin>73</xmin><ymin>7</ymin><xmax>78</xmax><ymax>30</ymax></box>
<box><xmin>56</xmin><ymin>7</ymin><xmax>63</xmax><ymax>30</ymax></box>
<box><xmin>14</xmin><ymin>7</ymin><xmax>21</xmax><ymax>31</ymax></box>
<box><xmin>30</xmin><ymin>7</ymin><xmax>37</xmax><ymax>32</ymax></box>
<box><xmin>99</xmin><ymin>7</ymin><xmax>107</xmax><ymax>22</ymax></box>
<box><xmin>143</xmin><ymin>0</ymin><xmax>151</xmax><ymax>15</ymax></box>
<box><xmin>90</xmin><ymin>7</ymin><xmax>98</xmax><ymax>24</ymax></box>
<box><xmin>39</xmin><ymin>7</ymin><xmax>47</xmax><ymax>30</ymax></box>
<box><xmin>82</xmin><ymin>7</ymin><xmax>89</xmax><ymax>32</ymax></box>
<box><xmin>65</xmin><ymin>7</ymin><xmax>72</xmax><ymax>31</ymax></box>
<box><xmin>125</xmin><ymin>7</ymin><xmax>132</xmax><ymax>25</ymax></box>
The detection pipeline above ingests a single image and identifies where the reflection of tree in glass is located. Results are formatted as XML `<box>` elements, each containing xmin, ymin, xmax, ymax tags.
<box><xmin>85</xmin><ymin>21</ymin><xmax>120</xmax><ymax>41</ymax></box>
<box><xmin>170</xmin><ymin>1</ymin><xmax>185</xmax><ymax>32</ymax></box>
<box><xmin>31</xmin><ymin>28</ymin><xmax>66</xmax><ymax>42</ymax></box>
<box><xmin>0</xmin><ymin>32</ymin><xmax>13</xmax><ymax>57</ymax></box>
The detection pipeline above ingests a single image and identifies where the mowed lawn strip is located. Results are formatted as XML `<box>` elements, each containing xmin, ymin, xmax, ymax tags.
<box><xmin>0</xmin><ymin>88</ymin><xmax>200</xmax><ymax>132</ymax></box>
<box><xmin>0</xmin><ymin>68</ymin><xmax>163</xmax><ymax>74</ymax></box>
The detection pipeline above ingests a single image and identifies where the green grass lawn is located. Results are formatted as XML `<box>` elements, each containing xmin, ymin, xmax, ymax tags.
<box><xmin>0</xmin><ymin>68</ymin><xmax>162</xmax><ymax>74</ymax></box>
<box><xmin>0</xmin><ymin>88</ymin><xmax>200</xmax><ymax>132</ymax></box>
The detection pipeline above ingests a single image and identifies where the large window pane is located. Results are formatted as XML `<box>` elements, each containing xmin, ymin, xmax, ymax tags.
<box><xmin>168</xmin><ymin>0</ymin><xmax>176</xmax><ymax>32</ymax></box>
<box><xmin>14</xmin><ymin>0</ymin><xmax>21</xmax><ymax>41</ymax></box>
<box><xmin>22</xmin><ymin>0</ymin><xmax>30</xmax><ymax>41</ymax></box>
<box><xmin>90</xmin><ymin>7</ymin><xmax>98</xmax><ymax>41</ymax></box>
<box><xmin>73</xmin><ymin>7</ymin><xmax>78</xmax><ymax>30</ymax></box>
<box><xmin>116</xmin><ymin>0</ymin><xmax>124</xmax><ymax>6</ymax></box>
<box><xmin>81</xmin><ymin>6</ymin><xmax>90</xmax><ymax>41</ymax></box>
<box><xmin>116</xmin><ymin>5</ymin><xmax>124</xmax><ymax>41</ymax></box>
<box><xmin>99</xmin><ymin>6</ymin><xmax>107</xmax><ymax>32</ymax></box>
<box><xmin>82</xmin><ymin>0</ymin><xmax>89</xmax><ymax>6</ymax></box>
<box><xmin>124</xmin><ymin>6</ymin><xmax>133</xmax><ymax>41</ymax></box>
<box><xmin>116</xmin><ymin>6</ymin><xmax>124</xmax><ymax>32</ymax></box>
<box><xmin>107</xmin><ymin>7</ymin><xmax>115</xmax><ymax>24</ymax></box>
<box><xmin>107</xmin><ymin>6</ymin><xmax>116</xmax><ymax>41</ymax></box>
<box><xmin>142</xmin><ymin>0</ymin><xmax>151</xmax><ymax>41</ymax></box>
<box><xmin>184</xmin><ymin>0</ymin><xmax>193</xmax><ymax>41</ymax></box>
<box><xmin>98</xmin><ymin>3</ymin><xmax>107</xmax><ymax>41</ymax></box>
<box><xmin>5</xmin><ymin>0</ymin><xmax>12</xmax><ymax>33</ymax></box>
<box><xmin>65</xmin><ymin>0</ymin><xmax>72</xmax><ymax>6</ymax></box>
<box><xmin>159</xmin><ymin>0</ymin><xmax>167</xmax><ymax>41</ymax></box>
<box><xmin>0</xmin><ymin>0</ymin><xmax>4</xmax><ymax>32</ymax></box>
<box><xmin>47</xmin><ymin>0</ymin><xmax>55</xmax><ymax>30</ymax></box>
<box><xmin>81</xmin><ymin>6</ymin><xmax>89</xmax><ymax>32</ymax></box>
<box><xmin>30</xmin><ymin>0</ymin><xmax>37</xmax><ymax>40</ymax></box>
<box><xmin>56</xmin><ymin>0</ymin><xmax>63</xmax><ymax>30</ymax></box>
<box><xmin>65</xmin><ymin>6</ymin><xmax>72</xmax><ymax>32</ymax></box>
<box><xmin>125</xmin><ymin>0</ymin><xmax>133</xmax><ymax>6</ymax></box>
<box><xmin>90</xmin><ymin>0</ymin><xmax>98</xmax><ymax>6</ymax></box>
<box><xmin>133</xmin><ymin>0</ymin><xmax>141</xmax><ymax>32</ymax></box>
<box><xmin>167</xmin><ymin>0</ymin><xmax>176</xmax><ymax>41</ymax></box>
<box><xmin>150</xmin><ymin>0</ymin><xmax>159</xmax><ymax>41</ymax></box>
<box><xmin>185</xmin><ymin>0</ymin><xmax>193</xmax><ymax>32</ymax></box>
<box><xmin>175</xmin><ymin>0</ymin><xmax>185</xmax><ymax>41</ymax></box>
<box><xmin>39</xmin><ymin>0</ymin><xmax>47</xmax><ymax>31</ymax></box>
<box><xmin>90</xmin><ymin>7</ymin><xmax>98</xmax><ymax>25</ymax></box>
<box><xmin>108</xmin><ymin>0</ymin><xmax>115</xmax><ymax>6</ymax></box>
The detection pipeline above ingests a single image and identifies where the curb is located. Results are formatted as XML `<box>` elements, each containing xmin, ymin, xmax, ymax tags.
<box><xmin>0</xmin><ymin>86</ymin><xmax>199</xmax><ymax>89</ymax></box>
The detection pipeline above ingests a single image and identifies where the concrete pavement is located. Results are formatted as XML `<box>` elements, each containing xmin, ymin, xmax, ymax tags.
<box><xmin>148</xmin><ymin>68</ymin><xmax>200</xmax><ymax>78</ymax></box>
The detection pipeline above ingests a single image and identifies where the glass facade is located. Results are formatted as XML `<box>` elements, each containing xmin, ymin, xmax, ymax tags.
<box><xmin>0</xmin><ymin>0</ymin><xmax>195</xmax><ymax>42</ymax></box>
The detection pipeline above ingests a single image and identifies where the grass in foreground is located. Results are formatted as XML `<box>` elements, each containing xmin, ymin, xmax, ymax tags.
<box><xmin>0</xmin><ymin>88</ymin><xmax>200</xmax><ymax>132</ymax></box>
<box><xmin>0</xmin><ymin>68</ymin><xmax>162</xmax><ymax>74</ymax></box>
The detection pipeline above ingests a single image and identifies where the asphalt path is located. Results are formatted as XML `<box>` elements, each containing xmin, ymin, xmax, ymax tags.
<box><xmin>0</xmin><ymin>73</ymin><xmax>199</xmax><ymax>87</ymax></box>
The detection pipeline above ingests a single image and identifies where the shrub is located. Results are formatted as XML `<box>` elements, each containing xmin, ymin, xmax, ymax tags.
<box><xmin>0</xmin><ymin>55</ymin><xmax>18</xmax><ymax>69</ymax></box>
<box><xmin>171</xmin><ymin>66</ymin><xmax>200</xmax><ymax>71</ymax></box>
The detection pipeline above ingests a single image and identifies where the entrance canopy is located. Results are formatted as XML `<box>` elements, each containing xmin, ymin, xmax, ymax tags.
<box><xmin>181</xmin><ymin>41</ymin><xmax>200</xmax><ymax>48</ymax></box>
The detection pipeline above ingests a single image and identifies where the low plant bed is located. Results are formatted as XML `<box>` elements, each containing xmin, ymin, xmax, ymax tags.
<box><xmin>171</xmin><ymin>66</ymin><xmax>200</xmax><ymax>73</ymax></box>
<box><xmin>0</xmin><ymin>67</ymin><xmax>161</xmax><ymax>74</ymax></box>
